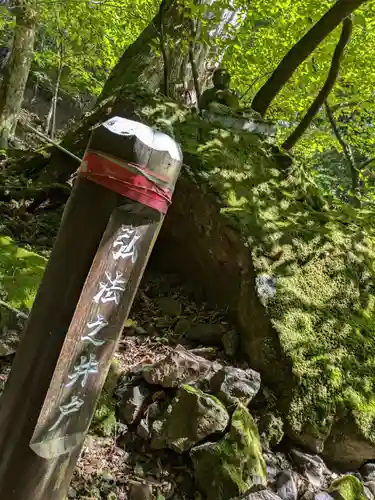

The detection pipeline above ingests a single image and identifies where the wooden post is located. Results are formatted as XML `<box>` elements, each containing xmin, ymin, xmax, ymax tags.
<box><xmin>0</xmin><ymin>117</ymin><xmax>182</xmax><ymax>499</ymax></box>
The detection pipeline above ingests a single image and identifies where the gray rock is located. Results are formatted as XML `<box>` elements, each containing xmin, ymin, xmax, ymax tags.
<box><xmin>210</xmin><ymin>366</ymin><xmax>261</xmax><ymax>406</ymax></box>
<box><xmin>276</xmin><ymin>471</ymin><xmax>298</xmax><ymax>500</ymax></box>
<box><xmin>129</xmin><ymin>481</ymin><xmax>153</xmax><ymax>500</ymax></box>
<box><xmin>231</xmin><ymin>490</ymin><xmax>282</xmax><ymax>500</ymax></box>
<box><xmin>157</xmin><ymin>297</ymin><xmax>182</xmax><ymax>317</ymax></box>
<box><xmin>68</xmin><ymin>487</ymin><xmax>77</xmax><ymax>498</ymax></box>
<box><xmin>185</xmin><ymin>322</ymin><xmax>227</xmax><ymax>345</ymax></box>
<box><xmin>0</xmin><ymin>328</ymin><xmax>21</xmax><ymax>356</ymax></box>
<box><xmin>222</xmin><ymin>330</ymin><xmax>239</xmax><ymax>357</ymax></box>
<box><xmin>364</xmin><ymin>485</ymin><xmax>374</xmax><ymax>500</ymax></box>
<box><xmin>143</xmin><ymin>345</ymin><xmax>220</xmax><ymax>388</ymax></box>
<box><xmin>151</xmin><ymin>386</ymin><xmax>229</xmax><ymax>453</ymax></box>
<box><xmin>362</xmin><ymin>464</ymin><xmax>375</xmax><ymax>482</ymax></box>
<box><xmin>118</xmin><ymin>383</ymin><xmax>150</xmax><ymax>424</ymax></box>
<box><xmin>290</xmin><ymin>449</ymin><xmax>328</xmax><ymax>488</ymax></box>
<box><xmin>365</xmin><ymin>482</ymin><xmax>375</xmax><ymax>498</ymax></box>
<box><xmin>137</xmin><ymin>418</ymin><xmax>150</xmax><ymax>440</ymax></box>
<box><xmin>314</xmin><ymin>494</ymin><xmax>334</xmax><ymax>500</ymax></box>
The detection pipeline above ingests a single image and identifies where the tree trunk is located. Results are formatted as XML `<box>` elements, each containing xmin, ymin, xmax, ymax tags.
<box><xmin>0</xmin><ymin>0</ymin><xmax>38</xmax><ymax>148</ymax></box>
<box><xmin>251</xmin><ymin>0</ymin><xmax>368</xmax><ymax>117</ymax></box>
<box><xmin>45</xmin><ymin>62</ymin><xmax>63</xmax><ymax>140</ymax></box>
<box><xmin>282</xmin><ymin>17</ymin><xmax>352</xmax><ymax>151</ymax></box>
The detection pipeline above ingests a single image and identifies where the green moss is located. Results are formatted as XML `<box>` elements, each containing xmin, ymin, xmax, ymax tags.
<box><xmin>121</xmin><ymin>87</ymin><xmax>375</xmax><ymax>447</ymax></box>
<box><xmin>0</xmin><ymin>236</ymin><xmax>46</xmax><ymax>327</ymax></box>
<box><xmin>328</xmin><ymin>475</ymin><xmax>367</xmax><ymax>500</ymax></box>
<box><xmin>191</xmin><ymin>404</ymin><xmax>266</xmax><ymax>500</ymax></box>
<box><xmin>90</xmin><ymin>361</ymin><xmax>122</xmax><ymax>437</ymax></box>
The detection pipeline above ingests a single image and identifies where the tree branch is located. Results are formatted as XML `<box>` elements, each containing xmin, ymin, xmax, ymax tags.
<box><xmin>282</xmin><ymin>17</ymin><xmax>352</xmax><ymax>151</ymax></box>
<box><xmin>251</xmin><ymin>0</ymin><xmax>367</xmax><ymax>117</ymax></box>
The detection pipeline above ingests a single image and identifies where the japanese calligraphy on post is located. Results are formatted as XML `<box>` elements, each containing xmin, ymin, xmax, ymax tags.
<box><xmin>29</xmin><ymin>211</ymin><xmax>154</xmax><ymax>459</ymax></box>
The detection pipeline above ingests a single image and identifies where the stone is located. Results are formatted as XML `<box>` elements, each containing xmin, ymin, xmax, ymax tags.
<box><xmin>68</xmin><ymin>487</ymin><xmax>77</xmax><ymax>498</ymax></box>
<box><xmin>328</xmin><ymin>475</ymin><xmax>367</xmax><ymax>500</ymax></box>
<box><xmin>232</xmin><ymin>491</ymin><xmax>282</xmax><ymax>500</ymax></box>
<box><xmin>118</xmin><ymin>383</ymin><xmax>151</xmax><ymax>424</ymax></box>
<box><xmin>137</xmin><ymin>418</ymin><xmax>150</xmax><ymax>440</ymax></box>
<box><xmin>0</xmin><ymin>327</ymin><xmax>21</xmax><ymax>356</ymax></box>
<box><xmin>365</xmin><ymin>482</ymin><xmax>375</xmax><ymax>497</ymax></box>
<box><xmin>314</xmin><ymin>494</ymin><xmax>334</xmax><ymax>500</ymax></box>
<box><xmin>151</xmin><ymin>385</ymin><xmax>229</xmax><ymax>452</ymax></box>
<box><xmin>157</xmin><ymin>297</ymin><xmax>182</xmax><ymax>317</ymax></box>
<box><xmin>364</xmin><ymin>485</ymin><xmax>374</xmax><ymax>500</ymax></box>
<box><xmin>185</xmin><ymin>322</ymin><xmax>227</xmax><ymax>346</ymax></box>
<box><xmin>210</xmin><ymin>366</ymin><xmax>261</xmax><ymax>407</ymax></box>
<box><xmin>142</xmin><ymin>345</ymin><xmax>220</xmax><ymax>388</ymax></box>
<box><xmin>190</xmin><ymin>404</ymin><xmax>266</xmax><ymax>500</ymax></box>
<box><xmin>174</xmin><ymin>318</ymin><xmax>192</xmax><ymax>335</ymax></box>
<box><xmin>290</xmin><ymin>449</ymin><xmax>328</xmax><ymax>489</ymax></box>
<box><xmin>259</xmin><ymin>412</ymin><xmax>284</xmax><ymax>448</ymax></box>
<box><xmin>276</xmin><ymin>471</ymin><xmax>298</xmax><ymax>500</ymax></box>
<box><xmin>222</xmin><ymin>330</ymin><xmax>240</xmax><ymax>357</ymax></box>
<box><xmin>362</xmin><ymin>464</ymin><xmax>375</xmax><ymax>482</ymax></box>
<box><xmin>129</xmin><ymin>481</ymin><xmax>153</xmax><ymax>500</ymax></box>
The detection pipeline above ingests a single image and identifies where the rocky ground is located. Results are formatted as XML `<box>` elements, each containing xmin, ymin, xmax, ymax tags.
<box><xmin>0</xmin><ymin>270</ymin><xmax>374</xmax><ymax>500</ymax></box>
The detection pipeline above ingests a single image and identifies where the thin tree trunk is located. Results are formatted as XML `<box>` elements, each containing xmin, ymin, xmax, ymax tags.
<box><xmin>0</xmin><ymin>0</ymin><xmax>38</xmax><ymax>148</ymax></box>
<box><xmin>46</xmin><ymin>62</ymin><xmax>63</xmax><ymax>140</ymax></box>
<box><xmin>282</xmin><ymin>17</ymin><xmax>352</xmax><ymax>151</ymax></box>
<box><xmin>251</xmin><ymin>0</ymin><xmax>367</xmax><ymax>117</ymax></box>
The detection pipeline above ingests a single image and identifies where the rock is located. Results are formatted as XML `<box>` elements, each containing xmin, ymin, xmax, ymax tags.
<box><xmin>328</xmin><ymin>475</ymin><xmax>366</xmax><ymax>500</ymax></box>
<box><xmin>151</xmin><ymin>385</ymin><xmax>229</xmax><ymax>452</ymax></box>
<box><xmin>314</xmin><ymin>494</ymin><xmax>334</xmax><ymax>500</ymax></box>
<box><xmin>222</xmin><ymin>330</ymin><xmax>240</xmax><ymax>357</ymax></box>
<box><xmin>210</xmin><ymin>366</ymin><xmax>261</xmax><ymax>407</ymax></box>
<box><xmin>174</xmin><ymin>318</ymin><xmax>192</xmax><ymax>335</ymax></box>
<box><xmin>290</xmin><ymin>449</ymin><xmax>328</xmax><ymax>489</ymax></box>
<box><xmin>190</xmin><ymin>404</ymin><xmax>266</xmax><ymax>500</ymax></box>
<box><xmin>129</xmin><ymin>481</ymin><xmax>153</xmax><ymax>500</ymax></box>
<box><xmin>231</xmin><ymin>491</ymin><xmax>282</xmax><ymax>500</ymax></box>
<box><xmin>157</xmin><ymin>297</ymin><xmax>182</xmax><ymax>317</ymax></box>
<box><xmin>137</xmin><ymin>418</ymin><xmax>150</xmax><ymax>440</ymax></box>
<box><xmin>185</xmin><ymin>322</ymin><xmax>227</xmax><ymax>346</ymax></box>
<box><xmin>276</xmin><ymin>471</ymin><xmax>298</xmax><ymax>500</ymax></box>
<box><xmin>362</xmin><ymin>464</ymin><xmax>375</xmax><ymax>482</ymax></box>
<box><xmin>118</xmin><ymin>383</ymin><xmax>151</xmax><ymax>424</ymax></box>
<box><xmin>259</xmin><ymin>412</ymin><xmax>284</xmax><ymax>448</ymax></box>
<box><xmin>142</xmin><ymin>345</ymin><xmax>220</xmax><ymax>388</ymax></box>
<box><xmin>67</xmin><ymin>487</ymin><xmax>77</xmax><ymax>498</ymax></box>
<box><xmin>0</xmin><ymin>328</ymin><xmax>21</xmax><ymax>356</ymax></box>
<box><xmin>365</xmin><ymin>482</ymin><xmax>375</xmax><ymax>497</ymax></box>
<box><xmin>364</xmin><ymin>485</ymin><xmax>374</xmax><ymax>500</ymax></box>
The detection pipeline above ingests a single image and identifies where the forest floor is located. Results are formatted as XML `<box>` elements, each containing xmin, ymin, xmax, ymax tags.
<box><xmin>0</xmin><ymin>267</ymin><xmax>241</xmax><ymax>500</ymax></box>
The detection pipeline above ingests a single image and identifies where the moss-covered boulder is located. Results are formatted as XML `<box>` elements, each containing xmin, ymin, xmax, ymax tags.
<box><xmin>190</xmin><ymin>404</ymin><xmax>266</xmax><ymax>500</ymax></box>
<box><xmin>328</xmin><ymin>475</ymin><xmax>366</xmax><ymax>500</ymax></box>
<box><xmin>151</xmin><ymin>385</ymin><xmax>229</xmax><ymax>452</ymax></box>
<box><xmin>119</xmin><ymin>86</ymin><xmax>375</xmax><ymax>468</ymax></box>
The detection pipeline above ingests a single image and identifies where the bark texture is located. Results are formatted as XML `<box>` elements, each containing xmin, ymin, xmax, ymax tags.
<box><xmin>0</xmin><ymin>0</ymin><xmax>38</xmax><ymax>148</ymax></box>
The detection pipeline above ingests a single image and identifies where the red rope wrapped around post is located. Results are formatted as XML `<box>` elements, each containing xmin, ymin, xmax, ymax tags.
<box><xmin>0</xmin><ymin>116</ymin><xmax>183</xmax><ymax>500</ymax></box>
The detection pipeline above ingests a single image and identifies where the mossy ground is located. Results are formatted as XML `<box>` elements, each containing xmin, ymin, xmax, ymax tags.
<box><xmin>0</xmin><ymin>236</ymin><xmax>46</xmax><ymax>327</ymax></box>
<box><xmin>121</xmin><ymin>86</ymin><xmax>375</xmax><ymax>447</ymax></box>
